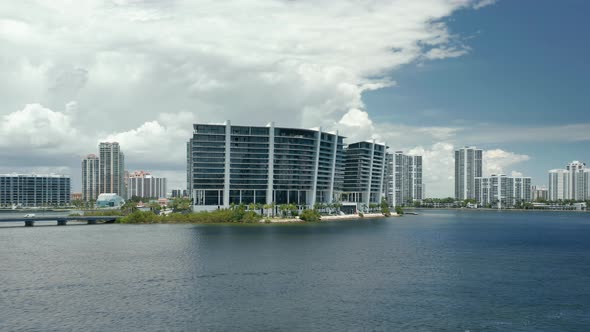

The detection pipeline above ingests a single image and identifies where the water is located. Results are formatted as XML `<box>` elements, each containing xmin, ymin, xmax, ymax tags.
<box><xmin>1</xmin><ymin>210</ymin><xmax>589</xmax><ymax>331</ymax></box>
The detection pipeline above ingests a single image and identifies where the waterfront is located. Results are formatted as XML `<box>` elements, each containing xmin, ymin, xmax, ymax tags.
<box><xmin>1</xmin><ymin>210</ymin><xmax>590</xmax><ymax>331</ymax></box>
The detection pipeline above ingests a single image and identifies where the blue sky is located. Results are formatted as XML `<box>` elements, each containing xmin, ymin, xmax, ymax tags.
<box><xmin>364</xmin><ymin>0</ymin><xmax>590</xmax><ymax>189</ymax></box>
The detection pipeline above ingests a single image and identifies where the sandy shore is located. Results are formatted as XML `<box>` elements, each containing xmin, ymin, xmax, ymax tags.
<box><xmin>267</xmin><ymin>212</ymin><xmax>398</xmax><ymax>223</ymax></box>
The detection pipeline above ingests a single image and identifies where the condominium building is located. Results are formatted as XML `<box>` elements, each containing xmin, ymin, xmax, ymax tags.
<box><xmin>171</xmin><ymin>189</ymin><xmax>188</xmax><ymax>198</ymax></box>
<box><xmin>475</xmin><ymin>174</ymin><xmax>531</xmax><ymax>208</ymax></box>
<box><xmin>0</xmin><ymin>174</ymin><xmax>71</xmax><ymax>207</ymax></box>
<box><xmin>531</xmin><ymin>185</ymin><xmax>549</xmax><ymax>202</ymax></box>
<box><xmin>385</xmin><ymin>151</ymin><xmax>424</xmax><ymax>207</ymax></box>
<box><xmin>127</xmin><ymin>171</ymin><xmax>167</xmax><ymax>199</ymax></box>
<box><xmin>548</xmin><ymin>161</ymin><xmax>589</xmax><ymax>201</ymax></box>
<box><xmin>187</xmin><ymin>121</ymin><xmax>344</xmax><ymax>209</ymax></box>
<box><xmin>341</xmin><ymin>141</ymin><xmax>387</xmax><ymax>206</ymax></box>
<box><xmin>567</xmin><ymin>161</ymin><xmax>586</xmax><ymax>201</ymax></box>
<box><xmin>455</xmin><ymin>146</ymin><xmax>483</xmax><ymax>200</ymax></box>
<box><xmin>548</xmin><ymin>169</ymin><xmax>569</xmax><ymax>201</ymax></box>
<box><xmin>82</xmin><ymin>154</ymin><xmax>100</xmax><ymax>201</ymax></box>
<box><xmin>99</xmin><ymin>142</ymin><xmax>125</xmax><ymax>197</ymax></box>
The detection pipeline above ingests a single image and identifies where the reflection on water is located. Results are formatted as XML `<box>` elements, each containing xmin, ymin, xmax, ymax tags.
<box><xmin>1</xmin><ymin>210</ymin><xmax>589</xmax><ymax>331</ymax></box>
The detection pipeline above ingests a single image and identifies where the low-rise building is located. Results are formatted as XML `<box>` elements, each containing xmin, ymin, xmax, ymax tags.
<box><xmin>0</xmin><ymin>174</ymin><xmax>71</xmax><ymax>207</ymax></box>
<box><xmin>531</xmin><ymin>185</ymin><xmax>549</xmax><ymax>201</ymax></box>
<box><xmin>475</xmin><ymin>174</ymin><xmax>532</xmax><ymax>208</ymax></box>
<box><xmin>96</xmin><ymin>193</ymin><xmax>125</xmax><ymax>208</ymax></box>
<box><xmin>127</xmin><ymin>171</ymin><xmax>167</xmax><ymax>199</ymax></box>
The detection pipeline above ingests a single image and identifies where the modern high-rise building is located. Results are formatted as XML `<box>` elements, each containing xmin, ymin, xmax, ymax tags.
<box><xmin>127</xmin><ymin>171</ymin><xmax>167</xmax><ymax>199</ymax></box>
<box><xmin>548</xmin><ymin>169</ymin><xmax>569</xmax><ymax>201</ymax></box>
<box><xmin>81</xmin><ymin>154</ymin><xmax>100</xmax><ymax>201</ymax></box>
<box><xmin>385</xmin><ymin>151</ymin><xmax>424</xmax><ymax>207</ymax></box>
<box><xmin>99</xmin><ymin>142</ymin><xmax>125</xmax><ymax>197</ymax></box>
<box><xmin>548</xmin><ymin>161</ymin><xmax>590</xmax><ymax>201</ymax></box>
<box><xmin>341</xmin><ymin>141</ymin><xmax>387</xmax><ymax>206</ymax></box>
<box><xmin>475</xmin><ymin>174</ymin><xmax>531</xmax><ymax>208</ymax></box>
<box><xmin>454</xmin><ymin>146</ymin><xmax>483</xmax><ymax>200</ymax></box>
<box><xmin>187</xmin><ymin>121</ymin><xmax>344</xmax><ymax>209</ymax></box>
<box><xmin>0</xmin><ymin>174</ymin><xmax>71</xmax><ymax>207</ymax></box>
<box><xmin>531</xmin><ymin>185</ymin><xmax>549</xmax><ymax>202</ymax></box>
<box><xmin>567</xmin><ymin>161</ymin><xmax>586</xmax><ymax>201</ymax></box>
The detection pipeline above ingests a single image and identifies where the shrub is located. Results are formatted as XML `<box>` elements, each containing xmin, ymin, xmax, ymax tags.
<box><xmin>380</xmin><ymin>198</ymin><xmax>391</xmax><ymax>217</ymax></box>
<box><xmin>117</xmin><ymin>208</ymin><xmax>262</xmax><ymax>224</ymax></box>
<box><xmin>395</xmin><ymin>206</ymin><xmax>404</xmax><ymax>215</ymax></box>
<box><xmin>117</xmin><ymin>211</ymin><xmax>161</xmax><ymax>224</ymax></box>
<box><xmin>358</xmin><ymin>212</ymin><xmax>364</xmax><ymax>218</ymax></box>
<box><xmin>299</xmin><ymin>209</ymin><xmax>321</xmax><ymax>222</ymax></box>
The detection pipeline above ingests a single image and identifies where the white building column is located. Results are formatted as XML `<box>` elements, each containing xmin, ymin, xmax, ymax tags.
<box><xmin>365</xmin><ymin>140</ymin><xmax>375</xmax><ymax>207</ymax></box>
<box><xmin>328</xmin><ymin>131</ymin><xmax>338</xmax><ymax>203</ymax></box>
<box><xmin>377</xmin><ymin>142</ymin><xmax>387</xmax><ymax>203</ymax></box>
<box><xmin>223</xmin><ymin>120</ymin><xmax>231</xmax><ymax>207</ymax></box>
<box><xmin>266</xmin><ymin>122</ymin><xmax>275</xmax><ymax>205</ymax></box>
<box><xmin>310</xmin><ymin>127</ymin><xmax>322</xmax><ymax>207</ymax></box>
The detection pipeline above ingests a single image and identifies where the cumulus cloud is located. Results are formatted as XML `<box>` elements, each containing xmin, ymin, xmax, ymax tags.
<box><xmin>483</xmin><ymin>149</ymin><xmax>530</xmax><ymax>176</ymax></box>
<box><xmin>0</xmin><ymin>0</ymin><xmax>505</xmax><ymax>192</ymax></box>
<box><xmin>0</xmin><ymin>103</ymin><xmax>83</xmax><ymax>152</ymax></box>
<box><xmin>100</xmin><ymin>112</ymin><xmax>196</xmax><ymax>168</ymax></box>
<box><xmin>407</xmin><ymin>142</ymin><xmax>456</xmax><ymax>197</ymax></box>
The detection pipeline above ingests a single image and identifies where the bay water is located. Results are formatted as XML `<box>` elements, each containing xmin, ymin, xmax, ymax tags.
<box><xmin>1</xmin><ymin>210</ymin><xmax>589</xmax><ymax>331</ymax></box>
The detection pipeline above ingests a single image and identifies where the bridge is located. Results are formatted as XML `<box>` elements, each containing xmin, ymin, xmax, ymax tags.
<box><xmin>0</xmin><ymin>216</ymin><xmax>120</xmax><ymax>227</ymax></box>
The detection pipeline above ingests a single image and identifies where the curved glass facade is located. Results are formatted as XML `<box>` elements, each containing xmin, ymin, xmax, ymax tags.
<box><xmin>188</xmin><ymin>121</ymin><xmax>344</xmax><ymax>208</ymax></box>
<box><xmin>342</xmin><ymin>141</ymin><xmax>387</xmax><ymax>205</ymax></box>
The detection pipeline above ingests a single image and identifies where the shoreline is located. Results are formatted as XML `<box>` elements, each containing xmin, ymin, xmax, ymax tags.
<box><xmin>267</xmin><ymin>213</ymin><xmax>397</xmax><ymax>223</ymax></box>
<box><xmin>111</xmin><ymin>213</ymin><xmax>397</xmax><ymax>225</ymax></box>
<box><xmin>407</xmin><ymin>207</ymin><xmax>588</xmax><ymax>213</ymax></box>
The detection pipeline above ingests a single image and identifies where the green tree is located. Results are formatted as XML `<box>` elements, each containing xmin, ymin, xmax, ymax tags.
<box><xmin>121</xmin><ymin>200</ymin><xmax>137</xmax><ymax>215</ymax></box>
<box><xmin>149</xmin><ymin>201</ymin><xmax>161</xmax><ymax>213</ymax></box>
<box><xmin>71</xmin><ymin>199</ymin><xmax>85</xmax><ymax>209</ymax></box>
<box><xmin>395</xmin><ymin>206</ymin><xmax>404</xmax><ymax>215</ymax></box>
<box><xmin>381</xmin><ymin>198</ymin><xmax>391</xmax><ymax>217</ymax></box>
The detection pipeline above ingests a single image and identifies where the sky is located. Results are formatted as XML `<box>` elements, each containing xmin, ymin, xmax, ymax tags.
<box><xmin>1</xmin><ymin>0</ymin><xmax>588</xmax><ymax>197</ymax></box>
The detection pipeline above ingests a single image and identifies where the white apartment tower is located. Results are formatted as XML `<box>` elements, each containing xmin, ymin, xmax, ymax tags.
<box><xmin>548</xmin><ymin>169</ymin><xmax>569</xmax><ymax>201</ymax></box>
<box><xmin>385</xmin><ymin>151</ymin><xmax>424</xmax><ymax>207</ymax></box>
<box><xmin>455</xmin><ymin>146</ymin><xmax>483</xmax><ymax>200</ymax></box>
<box><xmin>81</xmin><ymin>154</ymin><xmax>100</xmax><ymax>201</ymax></box>
<box><xmin>548</xmin><ymin>161</ymin><xmax>589</xmax><ymax>201</ymax></box>
<box><xmin>567</xmin><ymin>161</ymin><xmax>586</xmax><ymax>201</ymax></box>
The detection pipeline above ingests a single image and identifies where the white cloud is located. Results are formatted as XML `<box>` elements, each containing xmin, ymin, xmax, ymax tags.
<box><xmin>473</xmin><ymin>0</ymin><xmax>498</xmax><ymax>10</ymax></box>
<box><xmin>0</xmin><ymin>0</ymin><xmax>509</xmax><ymax>192</ymax></box>
<box><xmin>424</xmin><ymin>46</ymin><xmax>470</xmax><ymax>60</ymax></box>
<box><xmin>0</xmin><ymin>103</ymin><xmax>84</xmax><ymax>153</ymax></box>
<box><xmin>100</xmin><ymin>112</ymin><xmax>196</xmax><ymax>168</ymax></box>
<box><xmin>408</xmin><ymin>142</ymin><xmax>456</xmax><ymax>197</ymax></box>
<box><xmin>483</xmin><ymin>149</ymin><xmax>530</xmax><ymax>176</ymax></box>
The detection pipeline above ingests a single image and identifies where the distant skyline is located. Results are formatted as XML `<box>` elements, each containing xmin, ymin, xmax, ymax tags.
<box><xmin>1</xmin><ymin>0</ymin><xmax>588</xmax><ymax>196</ymax></box>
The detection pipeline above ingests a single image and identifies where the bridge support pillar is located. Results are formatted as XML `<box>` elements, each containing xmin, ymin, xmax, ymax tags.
<box><xmin>57</xmin><ymin>220</ymin><xmax>67</xmax><ymax>226</ymax></box>
<box><xmin>24</xmin><ymin>220</ymin><xmax>35</xmax><ymax>227</ymax></box>
<box><xmin>87</xmin><ymin>220</ymin><xmax>97</xmax><ymax>225</ymax></box>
